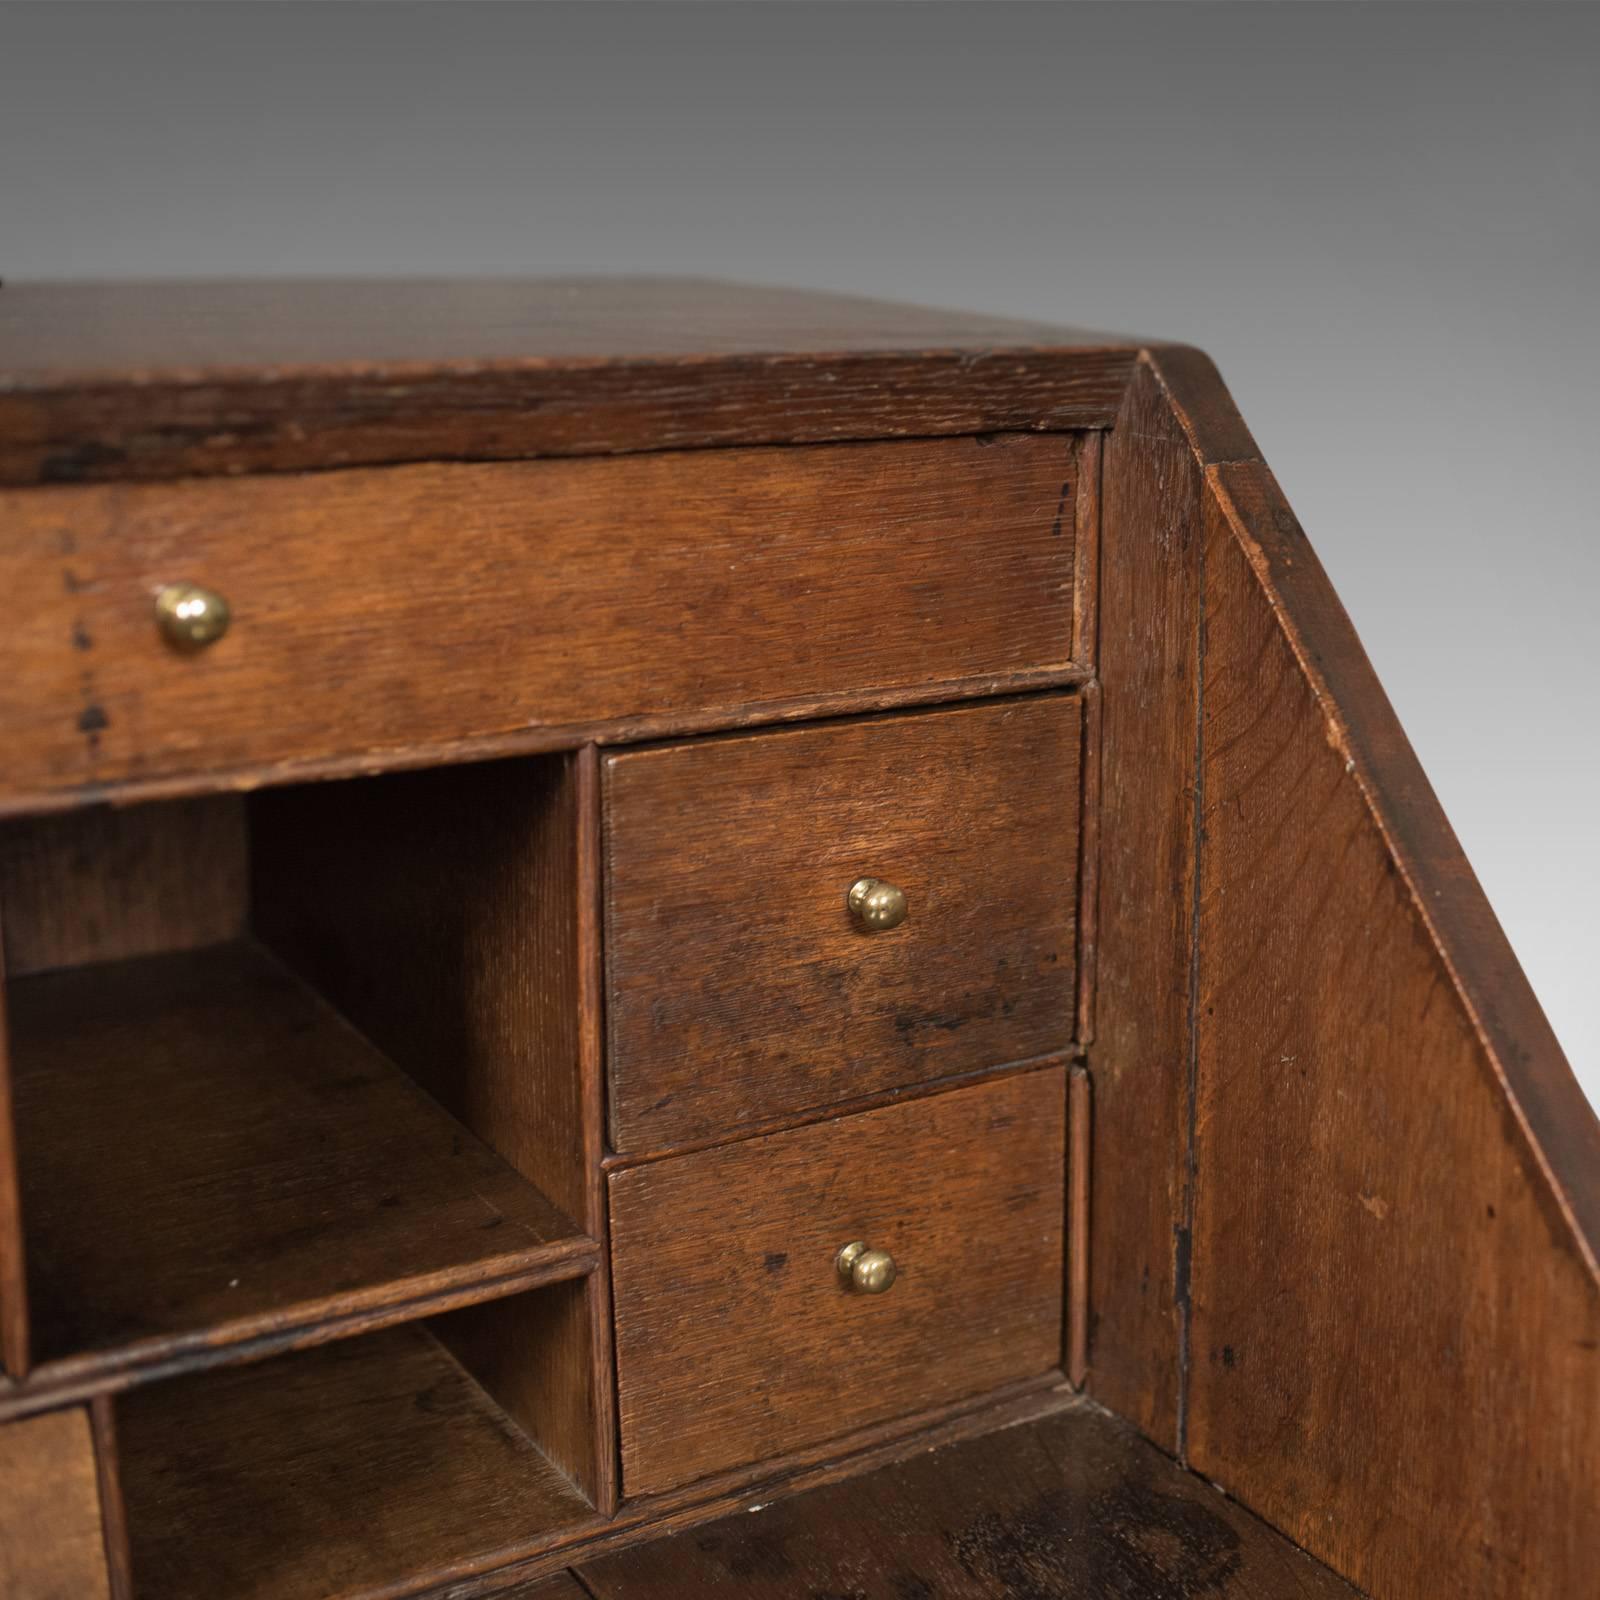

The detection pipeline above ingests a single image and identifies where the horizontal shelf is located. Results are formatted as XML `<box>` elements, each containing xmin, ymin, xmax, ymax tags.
<box><xmin>118</xmin><ymin>1320</ymin><xmax>597</xmax><ymax>1600</ymax></box>
<box><xmin>8</xmin><ymin>941</ymin><xmax>596</xmax><ymax>1384</ymax></box>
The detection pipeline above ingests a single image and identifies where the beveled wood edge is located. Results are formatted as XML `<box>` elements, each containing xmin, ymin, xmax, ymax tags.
<box><xmin>388</xmin><ymin>1372</ymin><xmax>1075</xmax><ymax>1600</ymax></box>
<box><xmin>0</xmin><ymin>666</ymin><xmax>1094</xmax><ymax>822</ymax></box>
<box><xmin>1068</xmin><ymin>1065</ymin><xmax>1091</xmax><ymax>1390</ymax></box>
<box><xmin>1141</xmin><ymin>343</ymin><xmax>1600</xmax><ymax>1283</ymax></box>
<box><xmin>0</xmin><ymin>342</ymin><xmax>1141</xmax><ymax>487</ymax></box>
<box><xmin>0</xmin><ymin>1242</ymin><xmax>602</xmax><ymax>1428</ymax></box>
<box><xmin>600</xmin><ymin>1050</ymin><xmax>1081</xmax><ymax>1171</ymax></box>
<box><xmin>89</xmin><ymin>1394</ymin><xmax>133</xmax><ymax>1600</ymax></box>
<box><xmin>574</xmin><ymin>746</ymin><xmax>620</xmax><ymax>1518</ymax></box>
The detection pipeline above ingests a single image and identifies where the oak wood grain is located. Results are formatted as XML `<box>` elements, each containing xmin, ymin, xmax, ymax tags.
<box><xmin>117</xmin><ymin>1322</ymin><xmax>597</xmax><ymax>1600</ymax></box>
<box><xmin>577</xmin><ymin>1397</ymin><xmax>1360</xmax><ymax>1600</ymax></box>
<box><xmin>0</xmin><ymin>277</ymin><xmax>1133</xmax><ymax>484</ymax></box>
<box><xmin>0</xmin><ymin>434</ymin><xmax>1078</xmax><ymax>810</ymax></box>
<box><xmin>1086</xmin><ymin>359</ymin><xmax>1199</xmax><ymax>1448</ymax></box>
<box><xmin>609</xmin><ymin>1068</ymin><xmax>1066</xmax><ymax>1497</ymax></box>
<box><xmin>603</xmin><ymin>697</ymin><xmax>1080</xmax><ymax>1149</ymax></box>
<box><xmin>7</xmin><ymin>941</ymin><xmax>593</xmax><ymax>1384</ymax></box>
<box><xmin>0</xmin><ymin>797</ymin><xmax>247</xmax><ymax>977</ymax></box>
<box><xmin>0</xmin><ymin>1406</ymin><xmax>112</xmax><ymax>1600</ymax></box>
<box><xmin>1184</xmin><ymin>460</ymin><xmax>1600</xmax><ymax>1599</ymax></box>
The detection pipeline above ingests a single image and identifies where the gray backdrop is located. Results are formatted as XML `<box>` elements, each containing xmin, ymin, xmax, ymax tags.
<box><xmin>3</xmin><ymin>2</ymin><xmax>1595</xmax><ymax>1104</ymax></box>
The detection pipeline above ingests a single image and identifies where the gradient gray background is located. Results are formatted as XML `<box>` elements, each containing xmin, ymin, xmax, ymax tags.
<box><xmin>2</xmin><ymin>2</ymin><xmax>1596</xmax><ymax>1106</ymax></box>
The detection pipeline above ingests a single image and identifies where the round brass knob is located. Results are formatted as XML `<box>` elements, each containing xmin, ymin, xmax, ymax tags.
<box><xmin>847</xmin><ymin>877</ymin><xmax>908</xmax><ymax>931</ymax></box>
<box><xmin>155</xmin><ymin>582</ymin><xmax>231</xmax><ymax>651</ymax></box>
<box><xmin>836</xmin><ymin>1239</ymin><xmax>897</xmax><ymax>1295</ymax></box>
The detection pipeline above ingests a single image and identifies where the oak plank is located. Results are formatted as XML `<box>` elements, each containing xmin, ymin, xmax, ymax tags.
<box><xmin>0</xmin><ymin>434</ymin><xmax>1078</xmax><ymax>809</ymax></box>
<box><xmin>1087</xmin><ymin>358</ymin><xmax>1199</xmax><ymax>1448</ymax></box>
<box><xmin>1186</xmin><ymin>462</ymin><xmax>1600</xmax><ymax>1599</ymax></box>
<box><xmin>0</xmin><ymin>277</ymin><xmax>1134</xmax><ymax>483</ymax></box>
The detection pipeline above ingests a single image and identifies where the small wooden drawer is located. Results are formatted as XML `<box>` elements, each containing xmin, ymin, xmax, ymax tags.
<box><xmin>603</xmin><ymin>695</ymin><xmax>1081</xmax><ymax>1150</ymax></box>
<box><xmin>0</xmin><ymin>433</ymin><xmax>1077</xmax><ymax>806</ymax></box>
<box><xmin>608</xmin><ymin>1067</ymin><xmax>1066</xmax><ymax>1497</ymax></box>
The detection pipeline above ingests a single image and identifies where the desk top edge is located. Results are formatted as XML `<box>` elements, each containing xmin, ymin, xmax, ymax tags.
<box><xmin>0</xmin><ymin>276</ymin><xmax>1138</xmax><ymax>389</ymax></box>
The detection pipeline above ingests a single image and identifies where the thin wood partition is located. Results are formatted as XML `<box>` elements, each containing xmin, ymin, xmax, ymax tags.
<box><xmin>1087</xmin><ymin>345</ymin><xmax>1600</xmax><ymax>1599</ymax></box>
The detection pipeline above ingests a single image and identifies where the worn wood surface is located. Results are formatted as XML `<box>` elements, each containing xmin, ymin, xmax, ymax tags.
<box><xmin>0</xmin><ymin>1406</ymin><xmax>112</xmax><ymax>1600</ymax></box>
<box><xmin>117</xmin><ymin>1322</ymin><xmax>597</xmax><ymax>1600</ymax></box>
<box><xmin>7</xmin><ymin>941</ymin><xmax>593</xmax><ymax>1384</ymax></box>
<box><xmin>254</xmin><ymin>751</ymin><xmax>615</xmax><ymax>1507</ymax></box>
<box><xmin>609</xmin><ymin>1068</ymin><xmax>1065</xmax><ymax>1497</ymax></box>
<box><xmin>577</xmin><ymin>1397</ymin><xmax>1359</xmax><ymax>1600</ymax></box>
<box><xmin>253</xmin><ymin>757</ymin><xmax>590</xmax><ymax>1230</ymax></box>
<box><xmin>0</xmin><ymin>796</ymin><xmax>246</xmax><ymax>977</ymax></box>
<box><xmin>0</xmin><ymin>277</ymin><xmax>1134</xmax><ymax>484</ymax></box>
<box><xmin>1086</xmin><ymin>359</ymin><xmax>1200</xmax><ymax>1449</ymax></box>
<box><xmin>1183</xmin><ymin>454</ymin><xmax>1600</xmax><ymax>1597</ymax></box>
<box><xmin>0</xmin><ymin>433</ymin><xmax>1079</xmax><ymax>811</ymax></box>
<box><xmin>604</xmin><ymin>697</ymin><xmax>1079</xmax><ymax>1149</ymax></box>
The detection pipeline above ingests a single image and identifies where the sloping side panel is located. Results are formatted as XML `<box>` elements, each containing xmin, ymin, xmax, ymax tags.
<box><xmin>1188</xmin><ymin>458</ymin><xmax>1600</xmax><ymax>1597</ymax></box>
<box><xmin>1089</xmin><ymin>362</ymin><xmax>1200</xmax><ymax>1446</ymax></box>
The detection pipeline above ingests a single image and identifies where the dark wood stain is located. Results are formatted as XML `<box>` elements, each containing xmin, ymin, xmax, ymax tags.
<box><xmin>577</xmin><ymin>1399</ymin><xmax>1360</xmax><ymax>1598</ymax></box>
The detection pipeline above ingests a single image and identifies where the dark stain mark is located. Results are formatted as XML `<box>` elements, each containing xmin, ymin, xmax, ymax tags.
<box><xmin>77</xmin><ymin>703</ymin><xmax>110</xmax><ymax>736</ymax></box>
<box><xmin>41</xmin><ymin>441</ymin><xmax>130</xmax><ymax>483</ymax></box>
<box><xmin>763</xmin><ymin>1251</ymin><xmax>789</xmax><ymax>1274</ymax></box>
<box><xmin>953</xmin><ymin>1479</ymin><xmax>1243</xmax><ymax>1598</ymax></box>
<box><xmin>72</xmin><ymin>621</ymin><xmax>93</xmax><ymax>652</ymax></box>
<box><xmin>63</xmin><ymin>567</ymin><xmax>91</xmax><ymax>594</ymax></box>
<box><xmin>1486</xmin><ymin>1204</ymin><xmax>1497</xmax><ymax>1220</ymax></box>
<box><xmin>1049</xmin><ymin>478</ymin><xmax>1072</xmax><ymax>539</ymax></box>
<box><xmin>1222</xmin><ymin>1345</ymin><xmax>1237</xmax><ymax>1370</ymax></box>
<box><xmin>893</xmin><ymin>1009</ymin><xmax>970</xmax><ymax>1039</ymax></box>
<box><xmin>723</xmin><ymin>1530</ymin><xmax>798</xmax><ymax>1581</ymax></box>
<box><xmin>1173</xmin><ymin>1224</ymin><xmax>1192</xmax><ymax>1317</ymax></box>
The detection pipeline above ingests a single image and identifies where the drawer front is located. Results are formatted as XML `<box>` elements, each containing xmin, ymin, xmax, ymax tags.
<box><xmin>604</xmin><ymin>696</ymin><xmax>1080</xmax><ymax>1150</ymax></box>
<box><xmin>0</xmin><ymin>434</ymin><xmax>1076</xmax><ymax>805</ymax></box>
<box><xmin>609</xmin><ymin>1068</ymin><xmax>1066</xmax><ymax>1496</ymax></box>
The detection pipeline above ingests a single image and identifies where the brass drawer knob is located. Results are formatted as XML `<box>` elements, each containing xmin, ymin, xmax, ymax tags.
<box><xmin>155</xmin><ymin>582</ymin><xmax>231</xmax><ymax>651</ymax></box>
<box><xmin>836</xmin><ymin>1239</ymin><xmax>897</xmax><ymax>1295</ymax></box>
<box><xmin>847</xmin><ymin>877</ymin><xmax>908</xmax><ymax>931</ymax></box>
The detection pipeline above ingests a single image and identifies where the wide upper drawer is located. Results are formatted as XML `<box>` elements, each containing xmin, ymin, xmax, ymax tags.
<box><xmin>0</xmin><ymin>433</ymin><xmax>1078</xmax><ymax>806</ymax></box>
<box><xmin>603</xmin><ymin>695</ymin><xmax>1081</xmax><ymax>1151</ymax></box>
<box><xmin>608</xmin><ymin>1067</ymin><xmax>1066</xmax><ymax>1497</ymax></box>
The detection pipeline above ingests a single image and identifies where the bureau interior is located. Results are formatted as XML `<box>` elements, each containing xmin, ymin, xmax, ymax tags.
<box><xmin>0</xmin><ymin>753</ymin><xmax>602</xmax><ymax>1452</ymax></box>
<box><xmin>114</xmin><ymin>1290</ymin><xmax>598</xmax><ymax>1600</ymax></box>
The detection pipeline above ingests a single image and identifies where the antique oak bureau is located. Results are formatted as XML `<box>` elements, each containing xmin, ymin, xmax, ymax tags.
<box><xmin>0</xmin><ymin>281</ymin><xmax>1594</xmax><ymax>1600</ymax></box>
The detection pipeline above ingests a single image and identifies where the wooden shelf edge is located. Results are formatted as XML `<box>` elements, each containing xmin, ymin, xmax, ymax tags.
<box><xmin>0</xmin><ymin>666</ymin><xmax>1095</xmax><ymax>823</ymax></box>
<box><xmin>0</xmin><ymin>1242</ymin><xmax>601</xmax><ymax>1427</ymax></box>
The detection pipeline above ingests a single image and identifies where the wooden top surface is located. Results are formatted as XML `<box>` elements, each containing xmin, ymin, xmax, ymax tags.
<box><xmin>0</xmin><ymin>277</ymin><xmax>1119</xmax><ymax>384</ymax></box>
<box><xmin>0</xmin><ymin>277</ymin><xmax>1140</xmax><ymax>483</ymax></box>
